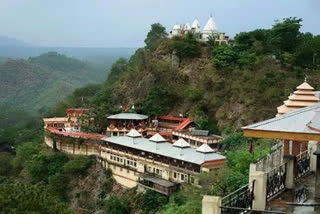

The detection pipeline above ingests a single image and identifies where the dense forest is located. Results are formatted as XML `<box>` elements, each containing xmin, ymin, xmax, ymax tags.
<box><xmin>1</xmin><ymin>17</ymin><xmax>320</xmax><ymax>213</ymax></box>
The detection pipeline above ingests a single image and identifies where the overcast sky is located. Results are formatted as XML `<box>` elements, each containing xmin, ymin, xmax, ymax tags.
<box><xmin>0</xmin><ymin>0</ymin><xmax>319</xmax><ymax>47</ymax></box>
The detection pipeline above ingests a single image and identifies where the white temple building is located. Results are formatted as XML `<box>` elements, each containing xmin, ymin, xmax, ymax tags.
<box><xmin>169</xmin><ymin>16</ymin><xmax>230</xmax><ymax>44</ymax></box>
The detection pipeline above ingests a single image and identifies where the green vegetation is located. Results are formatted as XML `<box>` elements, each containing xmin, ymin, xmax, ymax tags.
<box><xmin>0</xmin><ymin>52</ymin><xmax>108</xmax><ymax>114</ymax></box>
<box><xmin>58</xmin><ymin>18</ymin><xmax>320</xmax><ymax>134</ymax></box>
<box><xmin>0</xmin><ymin>183</ymin><xmax>72</xmax><ymax>214</ymax></box>
<box><xmin>1</xmin><ymin>17</ymin><xmax>320</xmax><ymax>213</ymax></box>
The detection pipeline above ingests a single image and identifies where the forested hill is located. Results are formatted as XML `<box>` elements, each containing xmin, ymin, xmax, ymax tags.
<box><xmin>0</xmin><ymin>52</ymin><xmax>108</xmax><ymax>113</ymax></box>
<box><xmin>56</xmin><ymin>18</ymin><xmax>320</xmax><ymax>133</ymax></box>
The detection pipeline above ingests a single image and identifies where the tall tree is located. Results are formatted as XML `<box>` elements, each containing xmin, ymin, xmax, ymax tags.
<box><xmin>271</xmin><ymin>17</ymin><xmax>303</xmax><ymax>53</ymax></box>
<box><xmin>144</xmin><ymin>23</ymin><xmax>168</xmax><ymax>51</ymax></box>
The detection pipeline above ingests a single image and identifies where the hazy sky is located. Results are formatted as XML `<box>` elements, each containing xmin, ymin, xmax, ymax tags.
<box><xmin>0</xmin><ymin>0</ymin><xmax>319</xmax><ymax>47</ymax></box>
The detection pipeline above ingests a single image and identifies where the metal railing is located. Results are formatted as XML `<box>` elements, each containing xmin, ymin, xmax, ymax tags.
<box><xmin>221</xmin><ymin>180</ymin><xmax>255</xmax><ymax>214</ymax></box>
<box><xmin>266</xmin><ymin>163</ymin><xmax>286</xmax><ymax>200</ymax></box>
<box><xmin>295</xmin><ymin>151</ymin><xmax>310</xmax><ymax>181</ymax></box>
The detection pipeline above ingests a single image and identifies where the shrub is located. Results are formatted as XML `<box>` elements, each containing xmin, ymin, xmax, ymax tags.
<box><xmin>104</xmin><ymin>195</ymin><xmax>129</xmax><ymax>214</ymax></box>
<box><xmin>63</xmin><ymin>155</ymin><xmax>93</xmax><ymax>175</ymax></box>
<box><xmin>173</xmin><ymin>32</ymin><xmax>201</xmax><ymax>59</ymax></box>
<box><xmin>212</xmin><ymin>45</ymin><xmax>238</xmax><ymax>69</ymax></box>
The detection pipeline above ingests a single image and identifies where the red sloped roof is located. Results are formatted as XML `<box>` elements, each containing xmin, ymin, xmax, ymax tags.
<box><xmin>66</xmin><ymin>108</ymin><xmax>89</xmax><ymax>115</ymax></box>
<box><xmin>46</xmin><ymin>127</ymin><xmax>104</xmax><ymax>140</ymax></box>
<box><xmin>174</xmin><ymin>118</ymin><xmax>193</xmax><ymax>131</ymax></box>
<box><xmin>158</xmin><ymin>115</ymin><xmax>188</xmax><ymax>122</ymax></box>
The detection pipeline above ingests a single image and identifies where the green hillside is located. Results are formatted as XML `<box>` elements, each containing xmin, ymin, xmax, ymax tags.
<box><xmin>0</xmin><ymin>52</ymin><xmax>107</xmax><ymax>113</ymax></box>
<box><xmin>57</xmin><ymin>18</ymin><xmax>320</xmax><ymax>133</ymax></box>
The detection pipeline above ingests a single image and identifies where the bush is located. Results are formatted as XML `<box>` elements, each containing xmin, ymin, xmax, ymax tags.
<box><xmin>173</xmin><ymin>32</ymin><xmax>201</xmax><ymax>59</ymax></box>
<box><xmin>221</xmin><ymin>132</ymin><xmax>250</xmax><ymax>150</ymax></box>
<box><xmin>48</xmin><ymin>173</ymin><xmax>68</xmax><ymax>201</ymax></box>
<box><xmin>63</xmin><ymin>155</ymin><xmax>93</xmax><ymax>175</ymax></box>
<box><xmin>212</xmin><ymin>45</ymin><xmax>238</xmax><ymax>69</ymax></box>
<box><xmin>26</xmin><ymin>152</ymin><xmax>68</xmax><ymax>183</ymax></box>
<box><xmin>104</xmin><ymin>195</ymin><xmax>129</xmax><ymax>214</ymax></box>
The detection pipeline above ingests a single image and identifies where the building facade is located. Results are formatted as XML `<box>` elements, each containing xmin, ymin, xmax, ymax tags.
<box><xmin>44</xmin><ymin>128</ymin><xmax>226</xmax><ymax>195</ymax></box>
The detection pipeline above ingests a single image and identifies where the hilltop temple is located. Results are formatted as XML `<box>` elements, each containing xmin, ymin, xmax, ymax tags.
<box><xmin>169</xmin><ymin>15</ymin><xmax>230</xmax><ymax>44</ymax></box>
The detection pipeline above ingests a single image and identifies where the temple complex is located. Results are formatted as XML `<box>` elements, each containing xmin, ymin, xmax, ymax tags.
<box><xmin>169</xmin><ymin>15</ymin><xmax>231</xmax><ymax>44</ymax></box>
<box><xmin>43</xmin><ymin>110</ymin><xmax>226</xmax><ymax>195</ymax></box>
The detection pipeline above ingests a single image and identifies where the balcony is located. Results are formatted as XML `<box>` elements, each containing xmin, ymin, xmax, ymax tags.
<box><xmin>137</xmin><ymin>174</ymin><xmax>179</xmax><ymax>196</ymax></box>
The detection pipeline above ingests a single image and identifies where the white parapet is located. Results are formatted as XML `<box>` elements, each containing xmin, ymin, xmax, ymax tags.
<box><xmin>202</xmin><ymin>195</ymin><xmax>221</xmax><ymax>214</ymax></box>
<box><xmin>249</xmin><ymin>171</ymin><xmax>267</xmax><ymax>211</ymax></box>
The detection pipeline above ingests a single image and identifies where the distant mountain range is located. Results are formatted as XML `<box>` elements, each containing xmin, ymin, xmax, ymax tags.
<box><xmin>0</xmin><ymin>36</ymin><xmax>136</xmax><ymax>60</ymax></box>
<box><xmin>0</xmin><ymin>52</ymin><xmax>113</xmax><ymax>113</ymax></box>
<box><xmin>0</xmin><ymin>36</ymin><xmax>30</xmax><ymax>47</ymax></box>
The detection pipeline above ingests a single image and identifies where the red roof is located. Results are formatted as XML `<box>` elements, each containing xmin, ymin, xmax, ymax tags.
<box><xmin>66</xmin><ymin>108</ymin><xmax>89</xmax><ymax>115</ymax></box>
<box><xmin>46</xmin><ymin>127</ymin><xmax>104</xmax><ymax>140</ymax></box>
<box><xmin>147</xmin><ymin>131</ymin><xmax>172</xmax><ymax>136</ymax></box>
<box><xmin>174</xmin><ymin>118</ymin><xmax>193</xmax><ymax>131</ymax></box>
<box><xmin>158</xmin><ymin>115</ymin><xmax>189</xmax><ymax>122</ymax></box>
<box><xmin>43</xmin><ymin>117</ymin><xmax>68</xmax><ymax>123</ymax></box>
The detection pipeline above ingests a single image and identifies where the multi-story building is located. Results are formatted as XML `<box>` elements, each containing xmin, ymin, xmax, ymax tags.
<box><xmin>172</xmin><ymin>129</ymin><xmax>222</xmax><ymax>149</ymax></box>
<box><xmin>44</xmin><ymin>128</ymin><xmax>226</xmax><ymax>195</ymax></box>
<box><xmin>43</xmin><ymin>108</ymin><xmax>88</xmax><ymax>132</ymax></box>
<box><xmin>106</xmin><ymin>113</ymin><xmax>148</xmax><ymax>137</ymax></box>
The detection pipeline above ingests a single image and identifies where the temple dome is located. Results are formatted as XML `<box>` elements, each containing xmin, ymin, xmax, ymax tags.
<box><xmin>173</xmin><ymin>24</ymin><xmax>181</xmax><ymax>30</ymax></box>
<box><xmin>203</xmin><ymin>16</ymin><xmax>218</xmax><ymax>32</ymax></box>
<box><xmin>184</xmin><ymin>22</ymin><xmax>191</xmax><ymax>30</ymax></box>
<box><xmin>191</xmin><ymin>19</ymin><xmax>200</xmax><ymax>30</ymax></box>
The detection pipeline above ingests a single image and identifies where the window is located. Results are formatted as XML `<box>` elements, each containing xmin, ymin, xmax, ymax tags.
<box><xmin>117</xmin><ymin>157</ymin><xmax>119</xmax><ymax>162</ymax></box>
<box><xmin>127</xmin><ymin>160</ymin><xmax>130</xmax><ymax>165</ymax></box>
<box><xmin>181</xmin><ymin>174</ymin><xmax>184</xmax><ymax>181</ymax></box>
<box><xmin>156</xmin><ymin>169</ymin><xmax>159</xmax><ymax>174</ymax></box>
<box><xmin>174</xmin><ymin>172</ymin><xmax>177</xmax><ymax>179</ymax></box>
<box><xmin>191</xmin><ymin>177</ymin><xmax>195</xmax><ymax>184</ymax></box>
<box><xmin>119</xmin><ymin>132</ymin><xmax>124</xmax><ymax>136</ymax></box>
<box><xmin>134</xmin><ymin>162</ymin><xmax>137</xmax><ymax>167</ymax></box>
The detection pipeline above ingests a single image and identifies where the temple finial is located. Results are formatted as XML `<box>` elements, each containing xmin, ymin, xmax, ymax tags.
<box><xmin>304</xmin><ymin>75</ymin><xmax>308</xmax><ymax>82</ymax></box>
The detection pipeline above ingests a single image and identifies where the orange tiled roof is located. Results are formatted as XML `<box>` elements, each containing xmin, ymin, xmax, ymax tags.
<box><xmin>46</xmin><ymin>127</ymin><xmax>104</xmax><ymax>140</ymax></box>
<box><xmin>43</xmin><ymin>117</ymin><xmax>68</xmax><ymax>123</ymax></box>
<box><xmin>66</xmin><ymin>108</ymin><xmax>89</xmax><ymax>115</ymax></box>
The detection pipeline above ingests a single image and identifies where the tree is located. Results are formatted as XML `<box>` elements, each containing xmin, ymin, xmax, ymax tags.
<box><xmin>144</xmin><ymin>23</ymin><xmax>168</xmax><ymax>51</ymax></box>
<box><xmin>212</xmin><ymin>45</ymin><xmax>238</xmax><ymax>69</ymax></box>
<box><xmin>271</xmin><ymin>17</ymin><xmax>303</xmax><ymax>53</ymax></box>
<box><xmin>104</xmin><ymin>195</ymin><xmax>129</xmax><ymax>214</ymax></box>
<box><xmin>221</xmin><ymin>132</ymin><xmax>249</xmax><ymax>151</ymax></box>
<box><xmin>173</xmin><ymin>32</ymin><xmax>201</xmax><ymax>59</ymax></box>
<box><xmin>63</xmin><ymin>155</ymin><xmax>93</xmax><ymax>175</ymax></box>
<box><xmin>142</xmin><ymin>190</ymin><xmax>168</xmax><ymax>214</ymax></box>
<box><xmin>140</xmin><ymin>86</ymin><xmax>177</xmax><ymax>116</ymax></box>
